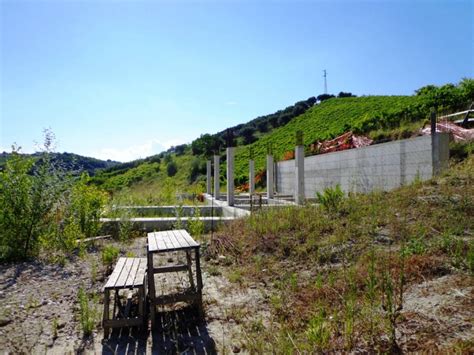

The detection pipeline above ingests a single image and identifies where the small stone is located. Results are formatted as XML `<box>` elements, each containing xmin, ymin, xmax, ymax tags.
<box><xmin>232</xmin><ymin>344</ymin><xmax>241</xmax><ymax>353</ymax></box>
<box><xmin>0</xmin><ymin>317</ymin><xmax>12</xmax><ymax>327</ymax></box>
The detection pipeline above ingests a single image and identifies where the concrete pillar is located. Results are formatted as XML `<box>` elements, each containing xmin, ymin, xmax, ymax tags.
<box><xmin>295</xmin><ymin>145</ymin><xmax>305</xmax><ymax>204</ymax></box>
<box><xmin>432</xmin><ymin>133</ymin><xmax>449</xmax><ymax>176</ymax></box>
<box><xmin>206</xmin><ymin>160</ymin><xmax>212</xmax><ymax>195</ymax></box>
<box><xmin>213</xmin><ymin>155</ymin><xmax>220</xmax><ymax>200</ymax></box>
<box><xmin>226</xmin><ymin>147</ymin><xmax>235</xmax><ymax>206</ymax></box>
<box><xmin>266</xmin><ymin>154</ymin><xmax>274</xmax><ymax>199</ymax></box>
<box><xmin>249</xmin><ymin>159</ymin><xmax>255</xmax><ymax>195</ymax></box>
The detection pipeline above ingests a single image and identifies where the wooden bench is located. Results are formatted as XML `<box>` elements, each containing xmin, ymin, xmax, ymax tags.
<box><xmin>102</xmin><ymin>257</ymin><xmax>147</xmax><ymax>338</ymax></box>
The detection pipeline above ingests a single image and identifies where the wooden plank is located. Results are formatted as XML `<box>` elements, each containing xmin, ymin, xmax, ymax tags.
<box><xmin>124</xmin><ymin>258</ymin><xmax>139</xmax><ymax>287</ymax></box>
<box><xmin>154</xmin><ymin>291</ymin><xmax>200</xmax><ymax>305</ymax></box>
<box><xmin>178</xmin><ymin>229</ymin><xmax>199</xmax><ymax>248</ymax></box>
<box><xmin>115</xmin><ymin>258</ymin><xmax>134</xmax><ymax>288</ymax></box>
<box><xmin>104</xmin><ymin>257</ymin><xmax>126</xmax><ymax>289</ymax></box>
<box><xmin>175</xmin><ymin>229</ymin><xmax>193</xmax><ymax>248</ymax></box>
<box><xmin>168</xmin><ymin>231</ymin><xmax>187</xmax><ymax>249</ymax></box>
<box><xmin>153</xmin><ymin>264</ymin><xmax>189</xmax><ymax>273</ymax></box>
<box><xmin>132</xmin><ymin>258</ymin><xmax>147</xmax><ymax>287</ymax></box>
<box><xmin>147</xmin><ymin>233</ymin><xmax>158</xmax><ymax>252</ymax></box>
<box><xmin>163</xmin><ymin>230</ymin><xmax>176</xmax><ymax>249</ymax></box>
<box><xmin>155</xmin><ymin>232</ymin><xmax>168</xmax><ymax>251</ymax></box>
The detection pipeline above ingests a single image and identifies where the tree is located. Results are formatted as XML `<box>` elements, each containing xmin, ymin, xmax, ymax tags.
<box><xmin>166</xmin><ymin>160</ymin><xmax>178</xmax><ymax>177</ymax></box>
<box><xmin>338</xmin><ymin>92</ymin><xmax>356</xmax><ymax>98</ymax></box>
<box><xmin>306</xmin><ymin>96</ymin><xmax>317</xmax><ymax>106</ymax></box>
<box><xmin>240</xmin><ymin>126</ymin><xmax>256</xmax><ymax>145</ymax></box>
<box><xmin>317</xmin><ymin>94</ymin><xmax>336</xmax><ymax>102</ymax></box>
<box><xmin>256</xmin><ymin>120</ymin><xmax>269</xmax><ymax>133</ymax></box>
<box><xmin>174</xmin><ymin>144</ymin><xmax>187</xmax><ymax>156</ymax></box>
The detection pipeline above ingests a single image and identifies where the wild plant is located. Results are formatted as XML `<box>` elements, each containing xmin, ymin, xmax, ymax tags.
<box><xmin>380</xmin><ymin>254</ymin><xmax>405</xmax><ymax>351</ymax></box>
<box><xmin>188</xmin><ymin>207</ymin><xmax>204</xmax><ymax>238</ymax></box>
<box><xmin>316</xmin><ymin>185</ymin><xmax>344</xmax><ymax>212</ymax></box>
<box><xmin>306</xmin><ymin>307</ymin><xmax>331</xmax><ymax>350</ymax></box>
<box><xmin>101</xmin><ymin>245</ymin><xmax>119</xmax><ymax>268</ymax></box>
<box><xmin>77</xmin><ymin>287</ymin><xmax>97</xmax><ymax>336</ymax></box>
<box><xmin>173</xmin><ymin>203</ymin><xmax>184</xmax><ymax>229</ymax></box>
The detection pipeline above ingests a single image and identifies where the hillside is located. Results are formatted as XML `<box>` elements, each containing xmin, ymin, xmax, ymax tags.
<box><xmin>93</xmin><ymin>79</ymin><xmax>473</xmax><ymax>194</ymax></box>
<box><xmin>0</xmin><ymin>151</ymin><xmax>119</xmax><ymax>176</ymax></box>
<box><xmin>207</xmin><ymin>154</ymin><xmax>474</xmax><ymax>352</ymax></box>
<box><xmin>232</xmin><ymin>95</ymin><xmax>429</xmax><ymax>181</ymax></box>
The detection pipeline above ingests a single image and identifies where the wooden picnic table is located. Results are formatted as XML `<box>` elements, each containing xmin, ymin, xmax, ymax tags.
<box><xmin>147</xmin><ymin>229</ymin><xmax>203</xmax><ymax>327</ymax></box>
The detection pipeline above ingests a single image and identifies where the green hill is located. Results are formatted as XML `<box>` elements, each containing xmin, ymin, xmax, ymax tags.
<box><xmin>92</xmin><ymin>79</ymin><xmax>473</xmax><ymax>197</ymax></box>
<box><xmin>233</xmin><ymin>95</ymin><xmax>429</xmax><ymax>181</ymax></box>
<box><xmin>0</xmin><ymin>151</ymin><xmax>120</xmax><ymax>176</ymax></box>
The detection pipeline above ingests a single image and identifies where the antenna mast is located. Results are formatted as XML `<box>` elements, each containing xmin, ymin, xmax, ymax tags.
<box><xmin>323</xmin><ymin>69</ymin><xmax>327</xmax><ymax>94</ymax></box>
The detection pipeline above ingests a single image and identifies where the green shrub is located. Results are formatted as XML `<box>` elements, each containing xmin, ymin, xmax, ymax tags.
<box><xmin>0</xmin><ymin>134</ymin><xmax>69</xmax><ymax>261</ymax></box>
<box><xmin>316</xmin><ymin>185</ymin><xmax>344</xmax><ymax>212</ymax></box>
<box><xmin>77</xmin><ymin>287</ymin><xmax>97</xmax><ymax>336</ymax></box>
<box><xmin>101</xmin><ymin>245</ymin><xmax>119</xmax><ymax>267</ymax></box>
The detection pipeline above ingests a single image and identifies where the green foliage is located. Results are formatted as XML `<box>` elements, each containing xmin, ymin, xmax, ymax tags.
<box><xmin>68</xmin><ymin>173</ymin><xmax>108</xmax><ymax>238</ymax></box>
<box><xmin>306</xmin><ymin>308</ymin><xmax>331</xmax><ymax>350</ymax></box>
<box><xmin>0</xmin><ymin>133</ymin><xmax>70</xmax><ymax>261</ymax></box>
<box><xmin>166</xmin><ymin>160</ymin><xmax>178</xmax><ymax>177</ymax></box>
<box><xmin>316</xmin><ymin>185</ymin><xmax>344</xmax><ymax>212</ymax></box>
<box><xmin>77</xmin><ymin>287</ymin><xmax>98</xmax><ymax>336</ymax></box>
<box><xmin>188</xmin><ymin>207</ymin><xmax>204</xmax><ymax>239</ymax></box>
<box><xmin>101</xmin><ymin>245</ymin><xmax>119</xmax><ymax>267</ymax></box>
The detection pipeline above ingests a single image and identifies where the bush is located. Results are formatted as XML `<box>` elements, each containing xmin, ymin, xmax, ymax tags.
<box><xmin>316</xmin><ymin>185</ymin><xmax>344</xmax><ymax>212</ymax></box>
<box><xmin>101</xmin><ymin>245</ymin><xmax>119</xmax><ymax>267</ymax></box>
<box><xmin>0</xmin><ymin>135</ymin><xmax>69</xmax><ymax>261</ymax></box>
<box><xmin>78</xmin><ymin>287</ymin><xmax>98</xmax><ymax>336</ymax></box>
<box><xmin>167</xmin><ymin>161</ymin><xmax>178</xmax><ymax>177</ymax></box>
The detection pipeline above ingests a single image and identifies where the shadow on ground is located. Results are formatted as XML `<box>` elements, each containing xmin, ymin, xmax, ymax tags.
<box><xmin>101</xmin><ymin>306</ymin><xmax>216</xmax><ymax>355</ymax></box>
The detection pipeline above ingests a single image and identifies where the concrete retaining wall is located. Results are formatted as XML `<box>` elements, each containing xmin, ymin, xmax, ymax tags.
<box><xmin>276</xmin><ymin>134</ymin><xmax>449</xmax><ymax>197</ymax></box>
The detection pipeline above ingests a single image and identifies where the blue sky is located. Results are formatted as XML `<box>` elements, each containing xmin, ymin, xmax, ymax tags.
<box><xmin>1</xmin><ymin>0</ymin><xmax>473</xmax><ymax>162</ymax></box>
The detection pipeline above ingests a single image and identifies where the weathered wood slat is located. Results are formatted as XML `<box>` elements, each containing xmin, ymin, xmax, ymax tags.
<box><xmin>153</xmin><ymin>264</ymin><xmax>189</xmax><ymax>273</ymax></box>
<box><xmin>104</xmin><ymin>257</ymin><xmax>126</xmax><ymax>289</ymax></box>
<box><xmin>169</xmin><ymin>230</ymin><xmax>184</xmax><ymax>248</ymax></box>
<box><xmin>178</xmin><ymin>229</ymin><xmax>199</xmax><ymax>248</ymax></box>
<box><xmin>124</xmin><ymin>258</ymin><xmax>139</xmax><ymax>288</ymax></box>
<box><xmin>115</xmin><ymin>258</ymin><xmax>134</xmax><ymax>288</ymax></box>
<box><xmin>148</xmin><ymin>233</ymin><xmax>158</xmax><ymax>252</ymax></box>
<box><xmin>176</xmin><ymin>229</ymin><xmax>192</xmax><ymax>248</ymax></box>
<box><xmin>132</xmin><ymin>259</ymin><xmax>147</xmax><ymax>288</ymax></box>
<box><xmin>153</xmin><ymin>291</ymin><xmax>199</xmax><ymax>305</ymax></box>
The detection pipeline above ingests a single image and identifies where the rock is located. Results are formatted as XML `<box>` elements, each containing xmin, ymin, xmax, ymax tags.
<box><xmin>232</xmin><ymin>344</ymin><xmax>241</xmax><ymax>353</ymax></box>
<box><xmin>0</xmin><ymin>317</ymin><xmax>12</xmax><ymax>327</ymax></box>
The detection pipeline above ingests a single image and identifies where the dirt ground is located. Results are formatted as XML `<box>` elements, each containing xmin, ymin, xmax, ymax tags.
<box><xmin>0</xmin><ymin>236</ymin><xmax>268</xmax><ymax>354</ymax></box>
<box><xmin>1</xmin><ymin>236</ymin><xmax>473</xmax><ymax>354</ymax></box>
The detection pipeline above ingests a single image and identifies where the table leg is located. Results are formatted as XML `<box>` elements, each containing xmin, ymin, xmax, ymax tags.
<box><xmin>103</xmin><ymin>289</ymin><xmax>110</xmax><ymax>338</ymax></box>
<box><xmin>186</xmin><ymin>250</ymin><xmax>195</xmax><ymax>290</ymax></box>
<box><xmin>194</xmin><ymin>247</ymin><xmax>204</xmax><ymax>317</ymax></box>
<box><xmin>147</xmin><ymin>250</ymin><xmax>155</xmax><ymax>329</ymax></box>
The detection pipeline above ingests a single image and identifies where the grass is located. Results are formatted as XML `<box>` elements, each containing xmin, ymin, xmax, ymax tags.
<box><xmin>77</xmin><ymin>287</ymin><xmax>98</xmax><ymax>336</ymax></box>
<box><xmin>208</xmin><ymin>154</ymin><xmax>474</xmax><ymax>352</ymax></box>
<box><xmin>101</xmin><ymin>245</ymin><xmax>119</xmax><ymax>268</ymax></box>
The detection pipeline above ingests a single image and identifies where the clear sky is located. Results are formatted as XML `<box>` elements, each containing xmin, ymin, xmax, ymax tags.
<box><xmin>1</xmin><ymin>0</ymin><xmax>473</xmax><ymax>162</ymax></box>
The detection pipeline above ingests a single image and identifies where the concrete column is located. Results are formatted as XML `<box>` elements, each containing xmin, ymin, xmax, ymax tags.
<box><xmin>213</xmin><ymin>155</ymin><xmax>220</xmax><ymax>200</ymax></box>
<box><xmin>206</xmin><ymin>160</ymin><xmax>212</xmax><ymax>195</ymax></box>
<box><xmin>266</xmin><ymin>154</ymin><xmax>274</xmax><ymax>199</ymax></box>
<box><xmin>226</xmin><ymin>147</ymin><xmax>235</xmax><ymax>206</ymax></box>
<box><xmin>295</xmin><ymin>145</ymin><xmax>305</xmax><ymax>204</ymax></box>
<box><xmin>432</xmin><ymin>133</ymin><xmax>449</xmax><ymax>176</ymax></box>
<box><xmin>249</xmin><ymin>159</ymin><xmax>255</xmax><ymax>195</ymax></box>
